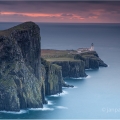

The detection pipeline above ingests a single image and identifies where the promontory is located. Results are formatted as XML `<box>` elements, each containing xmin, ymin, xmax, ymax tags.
<box><xmin>0</xmin><ymin>22</ymin><xmax>107</xmax><ymax>112</ymax></box>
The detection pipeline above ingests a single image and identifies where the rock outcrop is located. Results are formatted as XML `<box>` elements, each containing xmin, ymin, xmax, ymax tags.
<box><xmin>41</xmin><ymin>58</ymin><xmax>63</xmax><ymax>95</ymax></box>
<box><xmin>0</xmin><ymin>22</ymin><xmax>43</xmax><ymax>111</ymax></box>
<box><xmin>52</xmin><ymin>61</ymin><xmax>87</xmax><ymax>78</ymax></box>
<box><xmin>74</xmin><ymin>51</ymin><xmax>108</xmax><ymax>69</ymax></box>
<box><xmin>0</xmin><ymin>22</ymin><xmax>108</xmax><ymax>112</ymax></box>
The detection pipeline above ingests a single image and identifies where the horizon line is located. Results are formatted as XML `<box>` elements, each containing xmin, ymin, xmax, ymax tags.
<box><xmin>0</xmin><ymin>21</ymin><xmax>120</xmax><ymax>24</ymax></box>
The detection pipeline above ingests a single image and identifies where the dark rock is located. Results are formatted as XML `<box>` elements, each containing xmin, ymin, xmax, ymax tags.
<box><xmin>52</xmin><ymin>61</ymin><xmax>87</xmax><ymax>78</ymax></box>
<box><xmin>41</xmin><ymin>58</ymin><xmax>63</xmax><ymax>95</ymax></box>
<box><xmin>0</xmin><ymin>22</ymin><xmax>43</xmax><ymax>111</ymax></box>
<box><xmin>74</xmin><ymin>51</ymin><xmax>108</xmax><ymax>69</ymax></box>
<box><xmin>44</xmin><ymin>100</ymin><xmax>48</xmax><ymax>104</ymax></box>
<box><xmin>62</xmin><ymin>82</ymin><xmax>74</xmax><ymax>88</ymax></box>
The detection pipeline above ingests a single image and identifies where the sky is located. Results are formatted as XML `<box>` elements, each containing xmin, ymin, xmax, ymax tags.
<box><xmin>0</xmin><ymin>1</ymin><xmax>120</xmax><ymax>23</ymax></box>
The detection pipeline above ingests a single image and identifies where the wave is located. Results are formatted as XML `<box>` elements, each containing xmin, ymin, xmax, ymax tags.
<box><xmin>86</xmin><ymin>75</ymin><xmax>91</xmax><ymax>79</ymax></box>
<box><xmin>73</xmin><ymin>86</ymin><xmax>78</xmax><ymax>88</ymax></box>
<box><xmin>56</xmin><ymin>106</ymin><xmax>68</xmax><ymax>109</ymax></box>
<box><xmin>48</xmin><ymin>100</ymin><xmax>53</xmax><ymax>105</ymax></box>
<box><xmin>71</xmin><ymin>75</ymin><xmax>91</xmax><ymax>79</ymax></box>
<box><xmin>63</xmin><ymin>86</ymin><xmax>78</xmax><ymax>89</ymax></box>
<box><xmin>0</xmin><ymin>110</ymin><xmax>28</xmax><ymax>114</ymax></box>
<box><xmin>50</xmin><ymin>90</ymin><xmax>68</xmax><ymax>97</ymax></box>
<box><xmin>29</xmin><ymin>107</ymin><xmax>54</xmax><ymax>111</ymax></box>
<box><xmin>62</xmin><ymin>87</ymin><xmax>67</xmax><ymax>88</ymax></box>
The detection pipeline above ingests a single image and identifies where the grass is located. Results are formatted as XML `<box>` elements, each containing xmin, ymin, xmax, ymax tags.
<box><xmin>41</xmin><ymin>49</ymin><xmax>97</xmax><ymax>62</ymax></box>
<box><xmin>41</xmin><ymin>49</ymin><xmax>80</xmax><ymax>62</ymax></box>
<box><xmin>46</xmin><ymin>57</ymin><xmax>80</xmax><ymax>62</ymax></box>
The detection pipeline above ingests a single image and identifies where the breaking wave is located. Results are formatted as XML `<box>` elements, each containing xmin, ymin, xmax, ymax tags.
<box><xmin>48</xmin><ymin>100</ymin><xmax>53</xmax><ymax>105</ymax></box>
<box><xmin>0</xmin><ymin>110</ymin><xmax>28</xmax><ymax>114</ymax></box>
<box><xmin>56</xmin><ymin>106</ymin><xmax>68</xmax><ymax>109</ymax></box>
<box><xmin>29</xmin><ymin>107</ymin><xmax>54</xmax><ymax>111</ymax></box>
<box><xmin>50</xmin><ymin>90</ymin><xmax>68</xmax><ymax>97</ymax></box>
<box><xmin>71</xmin><ymin>75</ymin><xmax>91</xmax><ymax>79</ymax></box>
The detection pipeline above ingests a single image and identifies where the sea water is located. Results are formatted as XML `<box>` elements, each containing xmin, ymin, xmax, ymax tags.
<box><xmin>0</xmin><ymin>22</ymin><xmax>120</xmax><ymax>119</ymax></box>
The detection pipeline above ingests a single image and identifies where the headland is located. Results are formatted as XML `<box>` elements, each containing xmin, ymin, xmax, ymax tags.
<box><xmin>0</xmin><ymin>22</ymin><xmax>107</xmax><ymax>112</ymax></box>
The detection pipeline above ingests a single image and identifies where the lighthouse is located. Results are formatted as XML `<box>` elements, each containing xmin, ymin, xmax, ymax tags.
<box><xmin>90</xmin><ymin>43</ymin><xmax>94</xmax><ymax>51</ymax></box>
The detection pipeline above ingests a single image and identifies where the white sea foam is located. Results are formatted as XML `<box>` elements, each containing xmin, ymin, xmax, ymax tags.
<box><xmin>63</xmin><ymin>86</ymin><xmax>78</xmax><ymax>89</ymax></box>
<box><xmin>0</xmin><ymin>110</ymin><xmax>28</xmax><ymax>114</ymax></box>
<box><xmin>70</xmin><ymin>77</ymin><xmax>83</xmax><ymax>79</ymax></box>
<box><xmin>48</xmin><ymin>100</ymin><xmax>53</xmax><ymax>105</ymax></box>
<box><xmin>50</xmin><ymin>90</ymin><xmax>68</xmax><ymax>97</ymax></box>
<box><xmin>29</xmin><ymin>107</ymin><xmax>54</xmax><ymax>111</ymax></box>
<box><xmin>62</xmin><ymin>87</ymin><xmax>67</xmax><ymax>88</ymax></box>
<box><xmin>71</xmin><ymin>75</ymin><xmax>91</xmax><ymax>79</ymax></box>
<box><xmin>73</xmin><ymin>86</ymin><xmax>78</xmax><ymax>88</ymax></box>
<box><xmin>56</xmin><ymin>106</ymin><xmax>68</xmax><ymax>109</ymax></box>
<box><xmin>68</xmin><ymin>86</ymin><xmax>78</xmax><ymax>89</ymax></box>
<box><xmin>86</xmin><ymin>75</ymin><xmax>91</xmax><ymax>79</ymax></box>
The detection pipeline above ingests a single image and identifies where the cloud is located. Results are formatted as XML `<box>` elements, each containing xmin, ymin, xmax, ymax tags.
<box><xmin>1</xmin><ymin>11</ymin><xmax>61</xmax><ymax>17</ymax></box>
<box><xmin>0</xmin><ymin>1</ymin><xmax>120</xmax><ymax>23</ymax></box>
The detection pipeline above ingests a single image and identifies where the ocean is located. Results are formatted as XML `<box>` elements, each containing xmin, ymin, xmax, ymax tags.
<box><xmin>0</xmin><ymin>22</ymin><xmax>120</xmax><ymax>119</ymax></box>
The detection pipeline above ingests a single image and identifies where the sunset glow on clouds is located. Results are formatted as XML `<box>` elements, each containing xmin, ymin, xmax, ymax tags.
<box><xmin>1</xmin><ymin>11</ymin><xmax>84</xmax><ymax>20</ymax></box>
<box><xmin>0</xmin><ymin>1</ymin><xmax>120</xmax><ymax>23</ymax></box>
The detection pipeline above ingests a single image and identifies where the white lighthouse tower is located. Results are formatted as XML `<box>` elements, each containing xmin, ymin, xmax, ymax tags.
<box><xmin>90</xmin><ymin>43</ymin><xmax>94</xmax><ymax>51</ymax></box>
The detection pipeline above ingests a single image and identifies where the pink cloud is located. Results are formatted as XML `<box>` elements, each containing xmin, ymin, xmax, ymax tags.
<box><xmin>1</xmin><ymin>11</ymin><xmax>85</xmax><ymax>21</ymax></box>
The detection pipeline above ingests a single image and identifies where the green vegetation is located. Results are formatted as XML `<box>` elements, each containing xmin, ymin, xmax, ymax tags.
<box><xmin>41</xmin><ymin>49</ymin><xmax>80</xmax><ymax>62</ymax></box>
<box><xmin>46</xmin><ymin>57</ymin><xmax>79</xmax><ymax>62</ymax></box>
<box><xmin>41</xmin><ymin>49</ymin><xmax>99</xmax><ymax>62</ymax></box>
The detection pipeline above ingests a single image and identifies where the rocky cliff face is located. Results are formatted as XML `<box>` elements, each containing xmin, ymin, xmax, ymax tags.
<box><xmin>0</xmin><ymin>22</ymin><xmax>108</xmax><ymax>112</ymax></box>
<box><xmin>41</xmin><ymin>58</ymin><xmax>62</xmax><ymax>95</ymax></box>
<box><xmin>0</xmin><ymin>22</ymin><xmax>43</xmax><ymax>111</ymax></box>
<box><xmin>74</xmin><ymin>51</ymin><xmax>108</xmax><ymax>69</ymax></box>
<box><xmin>52</xmin><ymin>61</ymin><xmax>87</xmax><ymax>78</ymax></box>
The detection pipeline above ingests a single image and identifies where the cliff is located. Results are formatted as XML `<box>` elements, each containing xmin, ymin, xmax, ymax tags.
<box><xmin>0</xmin><ymin>22</ymin><xmax>108</xmax><ymax>112</ymax></box>
<box><xmin>52</xmin><ymin>61</ymin><xmax>87</xmax><ymax>78</ymax></box>
<box><xmin>0</xmin><ymin>22</ymin><xmax>43</xmax><ymax>111</ymax></box>
<box><xmin>74</xmin><ymin>51</ymin><xmax>108</xmax><ymax>69</ymax></box>
<box><xmin>41</xmin><ymin>58</ymin><xmax>63</xmax><ymax>95</ymax></box>
<box><xmin>41</xmin><ymin>49</ymin><xmax>87</xmax><ymax>78</ymax></box>
<box><xmin>41</xmin><ymin>49</ymin><xmax>107</xmax><ymax>78</ymax></box>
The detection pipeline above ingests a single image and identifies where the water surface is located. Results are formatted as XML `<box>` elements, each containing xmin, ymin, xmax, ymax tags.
<box><xmin>0</xmin><ymin>23</ymin><xmax>120</xmax><ymax>119</ymax></box>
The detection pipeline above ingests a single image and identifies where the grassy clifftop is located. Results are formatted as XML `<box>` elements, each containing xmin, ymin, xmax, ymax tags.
<box><xmin>41</xmin><ymin>49</ymin><xmax>99</xmax><ymax>62</ymax></box>
<box><xmin>41</xmin><ymin>49</ymin><xmax>79</xmax><ymax>61</ymax></box>
<box><xmin>41</xmin><ymin>49</ymin><xmax>107</xmax><ymax>70</ymax></box>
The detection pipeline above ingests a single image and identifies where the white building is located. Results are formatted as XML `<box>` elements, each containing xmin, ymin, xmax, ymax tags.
<box><xmin>77</xmin><ymin>43</ymin><xmax>94</xmax><ymax>53</ymax></box>
<box><xmin>89</xmin><ymin>43</ymin><xmax>94</xmax><ymax>51</ymax></box>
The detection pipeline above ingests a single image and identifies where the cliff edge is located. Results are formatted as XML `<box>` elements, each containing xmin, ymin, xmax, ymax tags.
<box><xmin>41</xmin><ymin>49</ymin><xmax>108</xmax><ymax>78</ymax></box>
<box><xmin>0</xmin><ymin>22</ymin><xmax>108</xmax><ymax>112</ymax></box>
<box><xmin>0</xmin><ymin>22</ymin><xmax>43</xmax><ymax>111</ymax></box>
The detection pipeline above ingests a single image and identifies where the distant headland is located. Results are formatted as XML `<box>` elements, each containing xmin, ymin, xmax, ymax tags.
<box><xmin>77</xmin><ymin>43</ymin><xmax>94</xmax><ymax>53</ymax></box>
<box><xmin>0</xmin><ymin>21</ymin><xmax>107</xmax><ymax>112</ymax></box>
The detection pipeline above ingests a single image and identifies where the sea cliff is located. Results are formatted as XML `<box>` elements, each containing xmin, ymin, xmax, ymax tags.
<box><xmin>0</xmin><ymin>22</ymin><xmax>107</xmax><ymax>112</ymax></box>
<box><xmin>0</xmin><ymin>22</ymin><xmax>43</xmax><ymax>111</ymax></box>
<box><xmin>52</xmin><ymin>61</ymin><xmax>87</xmax><ymax>78</ymax></box>
<box><xmin>41</xmin><ymin>58</ymin><xmax>63</xmax><ymax>95</ymax></box>
<box><xmin>41</xmin><ymin>49</ymin><xmax>108</xmax><ymax>78</ymax></box>
<box><xmin>74</xmin><ymin>51</ymin><xmax>107</xmax><ymax>69</ymax></box>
